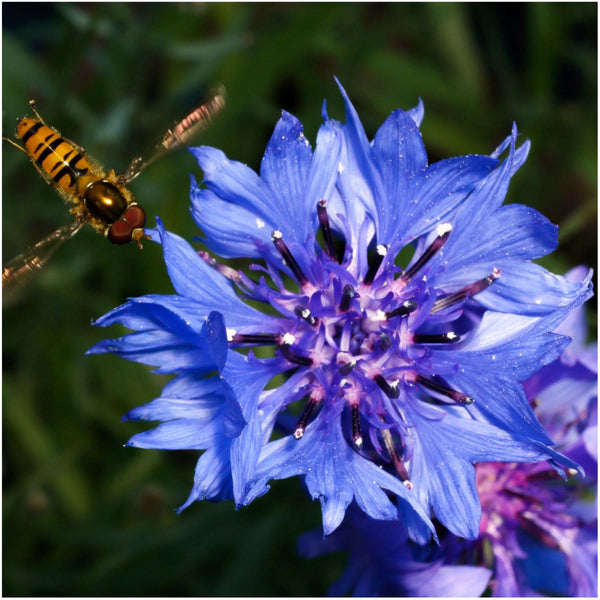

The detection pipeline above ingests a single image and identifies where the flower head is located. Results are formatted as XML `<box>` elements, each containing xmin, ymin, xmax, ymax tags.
<box><xmin>89</xmin><ymin>79</ymin><xmax>592</xmax><ymax>541</ymax></box>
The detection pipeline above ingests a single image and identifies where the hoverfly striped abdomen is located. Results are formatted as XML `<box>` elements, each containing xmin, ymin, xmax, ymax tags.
<box><xmin>16</xmin><ymin>118</ymin><xmax>91</xmax><ymax>194</ymax></box>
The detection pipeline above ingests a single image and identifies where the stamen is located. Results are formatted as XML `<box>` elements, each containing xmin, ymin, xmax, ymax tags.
<box><xmin>364</xmin><ymin>244</ymin><xmax>388</xmax><ymax>285</ymax></box>
<box><xmin>416</xmin><ymin>375</ymin><xmax>473</xmax><ymax>404</ymax></box>
<box><xmin>340</xmin><ymin>284</ymin><xmax>356</xmax><ymax>312</ymax></box>
<box><xmin>338</xmin><ymin>359</ymin><xmax>356</xmax><ymax>375</ymax></box>
<box><xmin>413</xmin><ymin>332</ymin><xmax>460</xmax><ymax>344</ymax></box>
<box><xmin>198</xmin><ymin>251</ymin><xmax>242</xmax><ymax>284</ymax></box>
<box><xmin>378</xmin><ymin>333</ymin><xmax>392</xmax><ymax>351</ymax></box>
<box><xmin>231</xmin><ymin>333</ymin><xmax>280</xmax><ymax>345</ymax></box>
<box><xmin>317</xmin><ymin>199</ymin><xmax>337</xmax><ymax>261</ymax></box>
<box><xmin>381</xmin><ymin>429</ymin><xmax>412</xmax><ymax>485</ymax></box>
<box><xmin>431</xmin><ymin>268</ymin><xmax>501</xmax><ymax>313</ymax></box>
<box><xmin>374</xmin><ymin>374</ymin><xmax>399</xmax><ymax>399</ymax></box>
<box><xmin>294</xmin><ymin>305</ymin><xmax>319</xmax><ymax>326</ymax></box>
<box><xmin>385</xmin><ymin>299</ymin><xmax>417</xmax><ymax>320</ymax></box>
<box><xmin>351</xmin><ymin>403</ymin><xmax>362</xmax><ymax>447</ymax></box>
<box><xmin>281</xmin><ymin>344</ymin><xmax>313</xmax><ymax>367</ymax></box>
<box><xmin>271</xmin><ymin>230</ymin><xmax>309</xmax><ymax>286</ymax></box>
<box><xmin>294</xmin><ymin>396</ymin><xmax>319</xmax><ymax>440</ymax></box>
<box><xmin>402</xmin><ymin>223</ymin><xmax>452</xmax><ymax>282</ymax></box>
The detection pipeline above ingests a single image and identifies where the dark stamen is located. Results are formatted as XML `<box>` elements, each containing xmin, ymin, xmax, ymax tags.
<box><xmin>431</xmin><ymin>268</ymin><xmax>500</xmax><ymax>313</ymax></box>
<box><xmin>364</xmin><ymin>244</ymin><xmax>388</xmax><ymax>285</ymax></box>
<box><xmin>281</xmin><ymin>344</ymin><xmax>313</xmax><ymax>367</ymax></box>
<box><xmin>381</xmin><ymin>429</ymin><xmax>412</xmax><ymax>486</ymax></box>
<box><xmin>378</xmin><ymin>333</ymin><xmax>392</xmax><ymax>351</ymax></box>
<box><xmin>231</xmin><ymin>333</ymin><xmax>280</xmax><ymax>345</ymax></box>
<box><xmin>402</xmin><ymin>223</ymin><xmax>452</xmax><ymax>282</ymax></box>
<box><xmin>374</xmin><ymin>374</ymin><xmax>399</xmax><ymax>399</ymax></box>
<box><xmin>338</xmin><ymin>360</ymin><xmax>356</xmax><ymax>376</ymax></box>
<box><xmin>351</xmin><ymin>403</ymin><xmax>362</xmax><ymax>447</ymax></box>
<box><xmin>294</xmin><ymin>396</ymin><xmax>319</xmax><ymax>440</ymax></box>
<box><xmin>385</xmin><ymin>299</ymin><xmax>417</xmax><ymax>320</ymax></box>
<box><xmin>413</xmin><ymin>332</ymin><xmax>460</xmax><ymax>344</ymax></box>
<box><xmin>271</xmin><ymin>230</ymin><xmax>309</xmax><ymax>286</ymax></box>
<box><xmin>340</xmin><ymin>284</ymin><xmax>356</xmax><ymax>312</ymax></box>
<box><xmin>416</xmin><ymin>375</ymin><xmax>473</xmax><ymax>404</ymax></box>
<box><xmin>317</xmin><ymin>199</ymin><xmax>337</xmax><ymax>261</ymax></box>
<box><xmin>294</xmin><ymin>305</ymin><xmax>319</xmax><ymax>326</ymax></box>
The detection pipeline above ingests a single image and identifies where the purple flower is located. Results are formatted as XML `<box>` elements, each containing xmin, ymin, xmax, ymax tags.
<box><xmin>88</xmin><ymin>79</ymin><xmax>592</xmax><ymax>541</ymax></box>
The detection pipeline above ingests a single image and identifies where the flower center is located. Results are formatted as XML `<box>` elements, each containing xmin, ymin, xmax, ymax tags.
<box><xmin>212</xmin><ymin>201</ymin><xmax>500</xmax><ymax>482</ymax></box>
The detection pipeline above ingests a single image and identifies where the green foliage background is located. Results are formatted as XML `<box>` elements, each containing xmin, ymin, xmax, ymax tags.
<box><xmin>2</xmin><ymin>2</ymin><xmax>596</xmax><ymax>596</ymax></box>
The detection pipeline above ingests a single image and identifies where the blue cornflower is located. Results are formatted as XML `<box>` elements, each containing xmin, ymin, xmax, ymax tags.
<box><xmin>88</xmin><ymin>79</ymin><xmax>592</xmax><ymax>540</ymax></box>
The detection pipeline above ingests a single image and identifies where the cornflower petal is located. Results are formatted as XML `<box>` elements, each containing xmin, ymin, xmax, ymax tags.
<box><xmin>245</xmin><ymin>404</ymin><xmax>435</xmax><ymax>537</ymax></box>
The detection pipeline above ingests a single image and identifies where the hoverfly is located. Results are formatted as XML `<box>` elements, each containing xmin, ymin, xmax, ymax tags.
<box><xmin>2</xmin><ymin>89</ymin><xmax>226</xmax><ymax>295</ymax></box>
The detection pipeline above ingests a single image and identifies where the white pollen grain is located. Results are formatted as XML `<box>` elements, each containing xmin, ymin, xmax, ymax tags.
<box><xmin>436</xmin><ymin>222</ymin><xmax>452</xmax><ymax>236</ymax></box>
<box><xmin>226</xmin><ymin>328</ymin><xmax>237</xmax><ymax>342</ymax></box>
<box><xmin>282</xmin><ymin>332</ymin><xmax>296</xmax><ymax>345</ymax></box>
<box><xmin>338</xmin><ymin>161</ymin><xmax>344</xmax><ymax>173</ymax></box>
<box><xmin>256</xmin><ymin>218</ymin><xmax>266</xmax><ymax>229</ymax></box>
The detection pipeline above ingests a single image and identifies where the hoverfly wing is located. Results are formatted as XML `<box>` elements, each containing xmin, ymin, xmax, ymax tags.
<box><xmin>2</xmin><ymin>218</ymin><xmax>85</xmax><ymax>298</ymax></box>
<box><xmin>118</xmin><ymin>85</ymin><xmax>226</xmax><ymax>186</ymax></box>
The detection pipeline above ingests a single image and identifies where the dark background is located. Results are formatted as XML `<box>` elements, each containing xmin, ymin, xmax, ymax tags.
<box><xmin>2</xmin><ymin>2</ymin><xmax>596</xmax><ymax>596</ymax></box>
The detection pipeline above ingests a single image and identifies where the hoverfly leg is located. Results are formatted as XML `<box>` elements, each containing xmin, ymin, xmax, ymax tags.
<box><xmin>117</xmin><ymin>156</ymin><xmax>146</xmax><ymax>186</ymax></box>
<box><xmin>3</xmin><ymin>137</ymin><xmax>28</xmax><ymax>155</ymax></box>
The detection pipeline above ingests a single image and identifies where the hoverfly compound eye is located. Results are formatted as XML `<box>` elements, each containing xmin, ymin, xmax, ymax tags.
<box><xmin>107</xmin><ymin>219</ymin><xmax>134</xmax><ymax>245</ymax></box>
<box><xmin>122</xmin><ymin>204</ymin><xmax>146</xmax><ymax>229</ymax></box>
<box><xmin>107</xmin><ymin>204</ymin><xmax>146</xmax><ymax>245</ymax></box>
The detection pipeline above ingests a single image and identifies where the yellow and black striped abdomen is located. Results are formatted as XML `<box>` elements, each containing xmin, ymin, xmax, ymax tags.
<box><xmin>16</xmin><ymin>118</ymin><xmax>91</xmax><ymax>194</ymax></box>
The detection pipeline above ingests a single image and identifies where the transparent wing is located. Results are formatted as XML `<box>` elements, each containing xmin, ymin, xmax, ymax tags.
<box><xmin>118</xmin><ymin>85</ymin><xmax>227</xmax><ymax>185</ymax></box>
<box><xmin>3</xmin><ymin>218</ymin><xmax>85</xmax><ymax>298</ymax></box>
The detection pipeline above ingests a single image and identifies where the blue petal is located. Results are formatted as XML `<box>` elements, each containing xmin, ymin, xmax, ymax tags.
<box><xmin>259</xmin><ymin>110</ymin><xmax>314</xmax><ymax>244</ymax></box>
<box><xmin>154</xmin><ymin>218</ymin><xmax>240</xmax><ymax>300</ymax></box>
<box><xmin>125</xmin><ymin>293</ymin><xmax>273</xmax><ymax>334</ymax></box>
<box><xmin>245</xmin><ymin>405</ymin><xmax>435</xmax><ymax>537</ymax></box>
<box><xmin>399</xmin><ymin>154</ymin><xmax>498</xmax><ymax>244</ymax></box>
<box><xmin>407</xmin><ymin>97</ymin><xmax>425</xmax><ymax>127</ymax></box>
<box><xmin>125</xmin><ymin>388</ymin><xmax>224</xmax><ymax>422</ymax></box>
<box><xmin>333</xmin><ymin>77</ymin><xmax>386</xmax><ymax>234</ymax></box>
<box><xmin>220</xmin><ymin>352</ymin><xmax>283</xmax><ymax>504</ymax></box>
<box><xmin>370</xmin><ymin>108</ymin><xmax>428</xmax><ymax>244</ymax></box>
<box><xmin>177</xmin><ymin>439</ymin><xmax>233</xmax><ymax>509</ymax></box>
<box><xmin>189</xmin><ymin>145</ymin><xmax>267</xmax><ymax>218</ymax></box>
<box><xmin>126</xmin><ymin>417</ymin><xmax>222</xmax><ymax>450</ymax></box>
<box><xmin>442</xmin><ymin>203</ymin><xmax>558</xmax><ymax>268</ymax></box>
<box><xmin>88</xmin><ymin>327</ymin><xmax>216</xmax><ymax>374</ymax></box>
<box><xmin>303</xmin><ymin>118</ymin><xmax>342</xmax><ymax>222</ymax></box>
<box><xmin>406</xmin><ymin>404</ymin><xmax>568</xmax><ymax>538</ymax></box>
<box><xmin>89</xmin><ymin>305</ymin><xmax>230</xmax><ymax>375</ymax></box>
<box><xmin>191</xmin><ymin>184</ymin><xmax>272</xmax><ymax>258</ymax></box>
